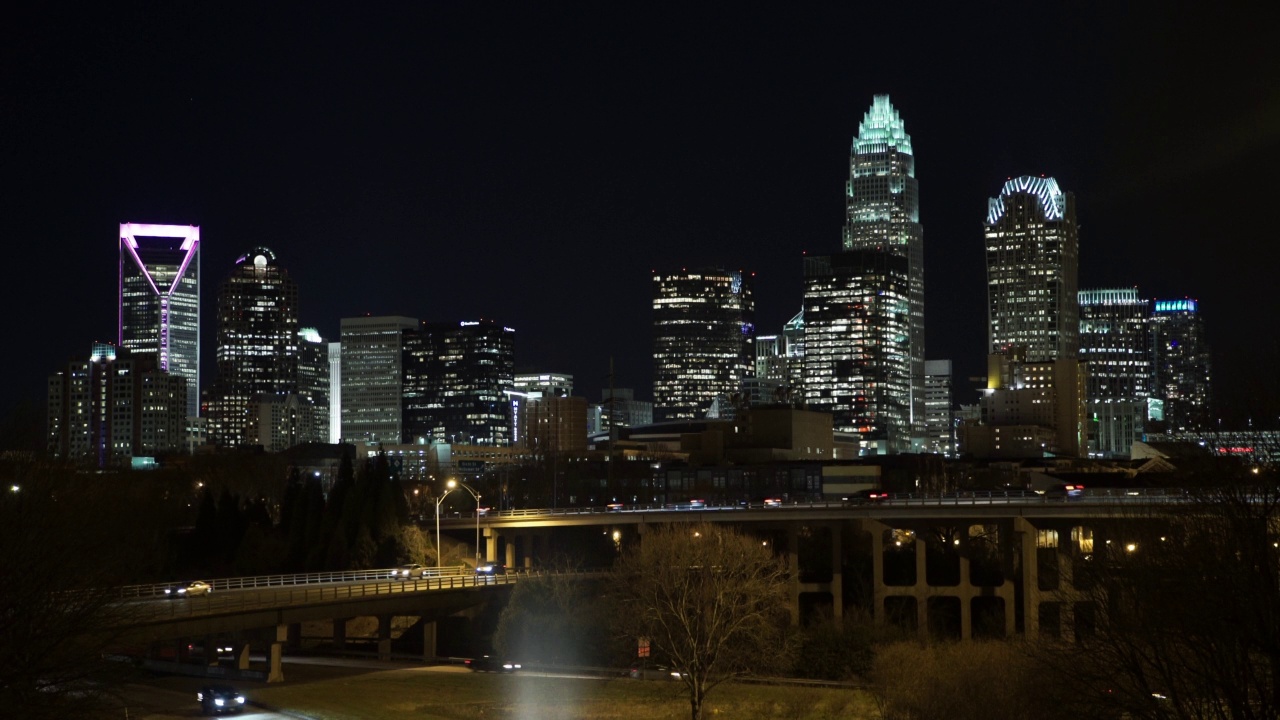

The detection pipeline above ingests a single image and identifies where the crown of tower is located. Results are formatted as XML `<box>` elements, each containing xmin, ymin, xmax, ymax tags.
<box><xmin>853</xmin><ymin>95</ymin><xmax>912</xmax><ymax>156</ymax></box>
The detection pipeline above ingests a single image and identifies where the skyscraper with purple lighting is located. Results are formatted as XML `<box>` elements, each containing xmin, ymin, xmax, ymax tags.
<box><xmin>119</xmin><ymin>223</ymin><xmax>201</xmax><ymax>417</ymax></box>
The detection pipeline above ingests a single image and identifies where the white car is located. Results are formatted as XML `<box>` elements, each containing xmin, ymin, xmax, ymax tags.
<box><xmin>165</xmin><ymin>580</ymin><xmax>212</xmax><ymax>598</ymax></box>
<box><xmin>392</xmin><ymin>564</ymin><xmax>429</xmax><ymax>580</ymax></box>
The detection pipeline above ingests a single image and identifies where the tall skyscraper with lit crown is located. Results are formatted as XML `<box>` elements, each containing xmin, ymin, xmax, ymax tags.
<box><xmin>842</xmin><ymin>95</ymin><xmax>925</xmax><ymax>444</ymax></box>
<box><xmin>119</xmin><ymin>223</ymin><xmax>200</xmax><ymax>417</ymax></box>
<box><xmin>984</xmin><ymin>176</ymin><xmax>1079</xmax><ymax>361</ymax></box>
<box><xmin>204</xmin><ymin>247</ymin><xmax>300</xmax><ymax>447</ymax></box>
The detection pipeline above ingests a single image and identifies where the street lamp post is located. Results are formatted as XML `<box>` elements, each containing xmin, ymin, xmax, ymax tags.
<box><xmin>450</xmin><ymin>479</ymin><xmax>483</xmax><ymax>566</ymax></box>
<box><xmin>434</xmin><ymin>485</ymin><xmax>455</xmax><ymax>569</ymax></box>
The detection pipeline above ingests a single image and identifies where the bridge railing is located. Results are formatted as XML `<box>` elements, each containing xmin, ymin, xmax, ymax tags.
<box><xmin>122</xmin><ymin>569</ymin><xmax>615</xmax><ymax>624</ymax></box>
<box><xmin>451</xmin><ymin>488</ymin><xmax>1193</xmax><ymax>519</ymax></box>
<box><xmin>118</xmin><ymin>566</ymin><xmax>474</xmax><ymax>600</ymax></box>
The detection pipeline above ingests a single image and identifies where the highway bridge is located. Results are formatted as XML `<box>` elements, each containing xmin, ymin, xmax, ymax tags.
<box><xmin>114</xmin><ymin>488</ymin><xmax>1195</xmax><ymax>682</ymax></box>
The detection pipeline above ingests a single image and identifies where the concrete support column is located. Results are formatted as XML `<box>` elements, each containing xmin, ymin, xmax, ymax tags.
<box><xmin>829</xmin><ymin>522</ymin><xmax>843</xmax><ymax>627</ymax></box>
<box><xmin>867</xmin><ymin>520</ymin><xmax>887</xmax><ymax>626</ymax></box>
<box><xmin>958</xmin><ymin>553</ymin><xmax>972</xmax><ymax>641</ymax></box>
<box><xmin>333</xmin><ymin>617</ymin><xmax>350</xmax><ymax>649</ymax></box>
<box><xmin>422</xmin><ymin>620</ymin><xmax>437</xmax><ymax>661</ymax></box>
<box><xmin>914</xmin><ymin>538</ymin><xmax>929</xmax><ymax>640</ymax></box>
<box><xmin>377</xmin><ymin>614</ymin><xmax>393</xmax><ymax>661</ymax></box>
<box><xmin>268</xmin><ymin>624</ymin><xmax>287</xmax><ymax>683</ymax></box>
<box><xmin>505</xmin><ymin>534</ymin><xmax>516</xmax><ymax>569</ymax></box>
<box><xmin>787</xmin><ymin>523</ymin><xmax>801</xmax><ymax>626</ymax></box>
<box><xmin>485</xmin><ymin>528</ymin><xmax>498</xmax><ymax>564</ymax></box>
<box><xmin>236</xmin><ymin>642</ymin><xmax>251</xmax><ymax>671</ymax></box>
<box><xmin>1015</xmin><ymin>517</ymin><xmax>1040</xmax><ymax>639</ymax></box>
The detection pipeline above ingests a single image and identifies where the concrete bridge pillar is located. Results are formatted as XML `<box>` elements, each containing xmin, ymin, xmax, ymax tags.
<box><xmin>377</xmin><ymin>614</ymin><xmax>393</xmax><ymax>661</ymax></box>
<box><xmin>484</xmin><ymin>527</ymin><xmax>498</xmax><ymax>564</ymax></box>
<box><xmin>867</xmin><ymin>519</ymin><xmax>888</xmax><ymax>627</ymax></box>
<box><xmin>1015</xmin><ymin>517</ymin><xmax>1040</xmax><ymax>639</ymax></box>
<box><xmin>235</xmin><ymin>635</ymin><xmax>251</xmax><ymax>672</ymax></box>
<box><xmin>422</xmin><ymin>620</ymin><xmax>437</xmax><ymax>661</ymax></box>
<box><xmin>914</xmin><ymin>536</ymin><xmax>929</xmax><ymax>640</ymax></box>
<box><xmin>333</xmin><ymin>617</ymin><xmax>350</xmax><ymax>649</ymax></box>
<box><xmin>786</xmin><ymin>523</ymin><xmax>801</xmax><ymax>625</ymax></box>
<box><xmin>204</xmin><ymin>635</ymin><xmax>219</xmax><ymax>666</ymax></box>
<box><xmin>830</xmin><ymin>522</ymin><xmax>844</xmax><ymax>627</ymax></box>
<box><xmin>505</xmin><ymin>534</ymin><xmax>516</xmax><ymax>568</ymax></box>
<box><xmin>268</xmin><ymin>624</ymin><xmax>287</xmax><ymax>683</ymax></box>
<box><xmin>958</xmin><ymin>552</ymin><xmax>972</xmax><ymax>640</ymax></box>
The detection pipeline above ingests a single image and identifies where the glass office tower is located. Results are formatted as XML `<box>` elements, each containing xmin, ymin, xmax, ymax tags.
<box><xmin>1079</xmin><ymin>288</ymin><xmax>1150</xmax><ymax>457</ymax></box>
<box><xmin>1149</xmin><ymin>298</ymin><xmax>1212</xmax><ymax>432</ymax></box>
<box><xmin>119</xmin><ymin>223</ymin><xmax>200</xmax><ymax>417</ymax></box>
<box><xmin>652</xmin><ymin>269</ymin><xmax>755</xmax><ymax>421</ymax></box>
<box><xmin>984</xmin><ymin>176</ymin><xmax>1079</xmax><ymax>362</ymax></box>
<box><xmin>842</xmin><ymin>95</ymin><xmax>925</xmax><ymax>445</ymax></box>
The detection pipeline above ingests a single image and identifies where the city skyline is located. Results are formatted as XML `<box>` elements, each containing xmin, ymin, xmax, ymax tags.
<box><xmin>5</xmin><ymin>5</ymin><xmax>1279</xmax><ymax>436</ymax></box>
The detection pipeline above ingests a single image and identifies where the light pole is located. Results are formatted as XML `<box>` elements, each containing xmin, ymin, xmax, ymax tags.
<box><xmin>451</xmin><ymin>479</ymin><xmax>483</xmax><ymax>566</ymax></box>
<box><xmin>434</xmin><ymin>484</ymin><xmax>455</xmax><ymax>569</ymax></box>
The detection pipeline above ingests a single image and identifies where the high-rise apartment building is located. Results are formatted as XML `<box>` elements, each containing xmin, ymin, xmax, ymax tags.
<box><xmin>48</xmin><ymin>343</ymin><xmax>187</xmax><ymax>467</ymax></box>
<box><xmin>1079</xmin><ymin>288</ymin><xmax>1150</xmax><ymax>458</ymax></box>
<box><xmin>652</xmin><ymin>269</ymin><xmax>755</xmax><ymax>421</ymax></box>
<box><xmin>803</xmin><ymin>250</ymin><xmax>912</xmax><ymax>453</ymax></box>
<box><xmin>843</xmin><ymin>95</ymin><xmax>925</xmax><ymax>444</ymax></box>
<box><xmin>1149</xmin><ymin>298</ymin><xmax>1212</xmax><ymax>432</ymax></box>
<box><xmin>402</xmin><ymin>319</ymin><xmax>516</xmax><ymax>446</ymax></box>
<box><xmin>119</xmin><ymin>223</ymin><xmax>200</xmax><ymax>417</ymax></box>
<box><xmin>340</xmin><ymin>315</ymin><xmax>418</xmax><ymax>445</ymax></box>
<box><xmin>204</xmin><ymin>248</ymin><xmax>300</xmax><ymax>448</ymax></box>
<box><xmin>923</xmin><ymin>359</ymin><xmax>954</xmax><ymax>455</ymax></box>
<box><xmin>984</xmin><ymin>176</ymin><xmax>1079</xmax><ymax>361</ymax></box>
<box><xmin>297</xmin><ymin>327</ymin><xmax>331</xmax><ymax>444</ymax></box>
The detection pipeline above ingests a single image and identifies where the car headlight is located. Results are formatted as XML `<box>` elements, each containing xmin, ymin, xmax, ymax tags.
<box><xmin>235</xmin><ymin>696</ymin><xmax>245</xmax><ymax>703</ymax></box>
<box><xmin>197</xmin><ymin>692</ymin><xmax>204</xmax><ymax>700</ymax></box>
<box><xmin>215</xmin><ymin>698</ymin><xmax>225</xmax><ymax>706</ymax></box>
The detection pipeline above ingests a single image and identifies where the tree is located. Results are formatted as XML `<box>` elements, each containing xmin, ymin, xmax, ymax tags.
<box><xmin>1034</xmin><ymin>477</ymin><xmax>1280</xmax><ymax>719</ymax></box>
<box><xmin>611</xmin><ymin>523</ymin><xmax>791</xmax><ymax>720</ymax></box>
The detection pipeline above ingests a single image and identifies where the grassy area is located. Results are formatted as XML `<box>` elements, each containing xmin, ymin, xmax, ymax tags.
<box><xmin>252</xmin><ymin>666</ymin><xmax>879</xmax><ymax>720</ymax></box>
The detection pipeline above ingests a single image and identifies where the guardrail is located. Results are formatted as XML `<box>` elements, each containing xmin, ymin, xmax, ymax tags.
<box><xmin>118</xmin><ymin>566</ymin><xmax>474</xmax><ymax>600</ymax></box>
<box><xmin>124</xmin><ymin>570</ymin><xmax>538</xmax><ymax>623</ymax></box>
<box><xmin>457</xmin><ymin>488</ymin><xmax>1193</xmax><ymax>519</ymax></box>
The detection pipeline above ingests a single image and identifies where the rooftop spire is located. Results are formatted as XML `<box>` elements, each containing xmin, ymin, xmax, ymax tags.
<box><xmin>853</xmin><ymin>94</ymin><xmax>912</xmax><ymax>156</ymax></box>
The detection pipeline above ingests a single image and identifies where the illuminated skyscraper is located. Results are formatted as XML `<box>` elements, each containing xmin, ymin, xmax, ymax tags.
<box><xmin>204</xmin><ymin>248</ymin><xmax>300</xmax><ymax>447</ymax></box>
<box><xmin>297</xmin><ymin>328</ymin><xmax>331</xmax><ymax>443</ymax></box>
<box><xmin>984</xmin><ymin>176</ymin><xmax>1079</xmax><ymax>361</ymax></box>
<box><xmin>1149</xmin><ymin>298</ymin><xmax>1212</xmax><ymax>432</ymax></box>
<box><xmin>119</xmin><ymin>223</ymin><xmax>200</xmax><ymax>417</ymax></box>
<box><xmin>652</xmin><ymin>269</ymin><xmax>755</xmax><ymax>421</ymax></box>
<box><xmin>842</xmin><ymin>95</ymin><xmax>925</xmax><ymax>444</ymax></box>
<box><xmin>803</xmin><ymin>250</ymin><xmax>912</xmax><ymax>453</ymax></box>
<box><xmin>340</xmin><ymin>315</ymin><xmax>418</xmax><ymax>445</ymax></box>
<box><xmin>402</xmin><ymin>319</ymin><xmax>516</xmax><ymax>445</ymax></box>
<box><xmin>1078</xmin><ymin>288</ymin><xmax>1150</xmax><ymax>457</ymax></box>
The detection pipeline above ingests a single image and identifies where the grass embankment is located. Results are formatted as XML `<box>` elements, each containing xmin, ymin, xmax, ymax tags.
<box><xmin>253</xmin><ymin>666</ymin><xmax>877</xmax><ymax>720</ymax></box>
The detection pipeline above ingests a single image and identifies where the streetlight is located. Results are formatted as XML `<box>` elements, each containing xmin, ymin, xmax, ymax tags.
<box><xmin>434</xmin><ymin>483</ymin><xmax>456</xmax><ymax>569</ymax></box>
<box><xmin>449</xmin><ymin>479</ymin><xmax>483</xmax><ymax>567</ymax></box>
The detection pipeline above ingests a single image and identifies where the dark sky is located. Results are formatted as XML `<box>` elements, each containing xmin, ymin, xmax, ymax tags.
<box><xmin>5</xmin><ymin>4</ymin><xmax>1279</xmax><ymax>430</ymax></box>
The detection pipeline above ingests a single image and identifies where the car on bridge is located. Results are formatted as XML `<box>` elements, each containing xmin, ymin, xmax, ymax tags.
<box><xmin>1043</xmin><ymin>483</ymin><xmax>1085</xmax><ymax>500</ymax></box>
<box><xmin>164</xmin><ymin>580</ymin><xmax>212</xmax><ymax>598</ymax></box>
<box><xmin>475</xmin><ymin>562</ymin><xmax>506</xmax><ymax>577</ymax></box>
<box><xmin>392</xmin><ymin>563</ymin><xmax>430</xmax><ymax>580</ymax></box>
<box><xmin>196</xmin><ymin>684</ymin><xmax>245</xmax><ymax>715</ymax></box>
<box><xmin>763</xmin><ymin>497</ymin><xmax>784</xmax><ymax>508</ymax></box>
<box><xmin>844</xmin><ymin>489</ymin><xmax>890</xmax><ymax>505</ymax></box>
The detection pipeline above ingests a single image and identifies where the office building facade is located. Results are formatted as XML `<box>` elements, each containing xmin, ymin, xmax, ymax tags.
<box><xmin>119</xmin><ymin>223</ymin><xmax>200</xmax><ymax>417</ymax></box>
<box><xmin>48</xmin><ymin>343</ymin><xmax>187</xmax><ymax>467</ymax></box>
<box><xmin>402</xmin><ymin>319</ymin><xmax>516</xmax><ymax>446</ymax></box>
<box><xmin>803</xmin><ymin>250</ymin><xmax>912</xmax><ymax>453</ymax></box>
<box><xmin>652</xmin><ymin>269</ymin><xmax>755</xmax><ymax>421</ymax></box>
<box><xmin>923</xmin><ymin>359</ymin><xmax>955</xmax><ymax>456</ymax></box>
<box><xmin>297</xmin><ymin>327</ymin><xmax>331</xmax><ymax>444</ymax></box>
<box><xmin>843</xmin><ymin>95</ymin><xmax>925</xmax><ymax>444</ymax></box>
<box><xmin>1149</xmin><ymin>298</ymin><xmax>1212</xmax><ymax>432</ymax></box>
<box><xmin>1078</xmin><ymin>288</ymin><xmax>1150</xmax><ymax>458</ymax></box>
<box><xmin>204</xmin><ymin>248</ymin><xmax>300</xmax><ymax>448</ymax></box>
<box><xmin>340</xmin><ymin>315</ymin><xmax>418</xmax><ymax>445</ymax></box>
<box><xmin>984</xmin><ymin>176</ymin><xmax>1079</xmax><ymax>361</ymax></box>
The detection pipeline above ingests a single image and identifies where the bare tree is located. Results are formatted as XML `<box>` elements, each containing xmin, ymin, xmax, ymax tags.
<box><xmin>611</xmin><ymin>523</ymin><xmax>791</xmax><ymax>720</ymax></box>
<box><xmin>1034</xmin><ymin>477</ymin><xmax>1280</xmax><ymax>720</ymax></box>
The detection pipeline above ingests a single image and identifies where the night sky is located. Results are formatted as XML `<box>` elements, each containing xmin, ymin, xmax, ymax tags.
<box><xmin>5</xmin><ymin>4</ymin><xmax>1279</xmax><ymax>432</ymax></box>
